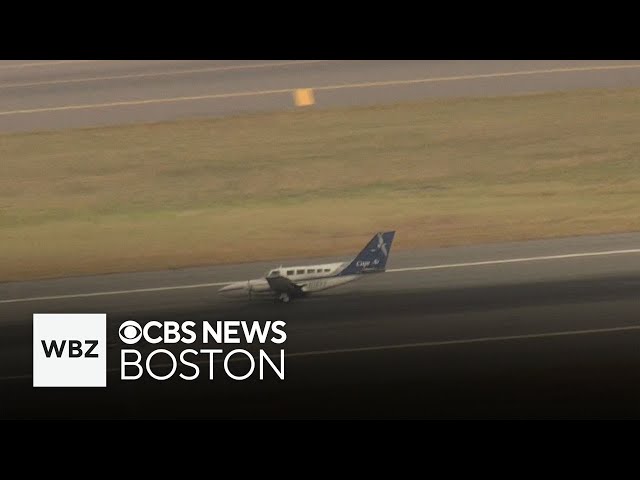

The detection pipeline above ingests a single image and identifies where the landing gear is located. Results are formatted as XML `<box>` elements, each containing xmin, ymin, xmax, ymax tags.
<box><xmin>277</xmin><ymin>293</ymin><xmax>291</xmax><ymax>303</ymax></box>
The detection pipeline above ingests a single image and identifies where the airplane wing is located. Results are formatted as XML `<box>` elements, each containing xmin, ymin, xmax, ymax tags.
<box><xmin>265</xmin><ymin>274</ymin><xmax>305</xmax><ymax>295</ymax></box>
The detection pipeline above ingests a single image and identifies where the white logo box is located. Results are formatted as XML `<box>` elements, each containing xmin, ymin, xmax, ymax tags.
<box><xmin>33</xmin><ymin>313</ymin><xmax>107</xmax><ymax>387</ymax></box>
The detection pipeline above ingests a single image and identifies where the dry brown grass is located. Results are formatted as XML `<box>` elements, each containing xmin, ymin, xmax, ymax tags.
<box><xmin>2</xmin><ymin>88</ymin><xmax>640</xmax><ymax>281</ymax></box>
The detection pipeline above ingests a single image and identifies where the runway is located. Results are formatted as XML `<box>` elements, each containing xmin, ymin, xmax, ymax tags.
<box><xmin>3</xmin><ymin>60</ymin><xmax>640</xmax><ymax>132</ymax></box>
<box><xmin>2</xmin><ymin>232</ymin><xmax>640</xmax><ymax>419</ymax></box>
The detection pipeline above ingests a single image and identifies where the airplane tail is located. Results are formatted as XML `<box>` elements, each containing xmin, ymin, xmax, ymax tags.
<box><xmin>338</xmin><ymin>231</ymin><xmax>396</xmax><ymax>276</ymax></box>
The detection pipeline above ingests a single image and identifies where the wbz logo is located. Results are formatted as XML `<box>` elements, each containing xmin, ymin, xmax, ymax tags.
<box><xmin>33</xmin><ymin>313</ymin><xmax>106</xmax><ymax>387</ymax></box>
<box><xmin>41</xmin><ymin>339</ymin><xmax>99</xmax><ymax>358</ymax></box>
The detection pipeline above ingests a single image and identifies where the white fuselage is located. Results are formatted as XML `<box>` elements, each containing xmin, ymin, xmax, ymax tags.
<box><xmin>219</xmin><ymin>261</ymin><xmax>360</xmax><ymax>298</ymax></box>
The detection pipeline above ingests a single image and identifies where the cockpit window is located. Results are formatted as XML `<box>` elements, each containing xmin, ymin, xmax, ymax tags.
<box><xmin>324</xmin><ymin>268</ymin><xmax>331</xmax><ymax>272</ymax></box>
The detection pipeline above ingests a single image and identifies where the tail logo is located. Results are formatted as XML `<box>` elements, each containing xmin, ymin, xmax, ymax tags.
<box><xmin>373</xmin><ymin>232</ymin><xmax>388</xmax><ymax>257</ymax></box>
<box><xmin>340</xmin><ymin>231</ymin><xmax>394</xmax><ymax>276</ymax></box>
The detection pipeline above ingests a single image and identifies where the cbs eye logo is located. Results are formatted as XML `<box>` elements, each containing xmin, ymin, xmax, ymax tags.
<box><xmin>119</xmin><ymin>320</ymin><xmax>142</xmax><ymax>344</ymax></box>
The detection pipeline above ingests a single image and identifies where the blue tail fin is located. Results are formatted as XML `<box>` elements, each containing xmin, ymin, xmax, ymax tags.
<box><xmin>339</xmin><ymin>231</ymin><xmax>396</xmax><ymax>276</ymax></box>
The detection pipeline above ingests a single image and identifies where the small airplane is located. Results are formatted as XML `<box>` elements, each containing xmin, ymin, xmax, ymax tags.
<box><xmin>218</xmin><ymin>231</ymin><xmax>396</xmax><ymax>303</ymax></box>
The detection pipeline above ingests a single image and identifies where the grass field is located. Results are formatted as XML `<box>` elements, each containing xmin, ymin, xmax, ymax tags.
<box><xmin>2</xmin><ymin>88</ymin><xmax>640</xmax><ymax>281</ymax></box>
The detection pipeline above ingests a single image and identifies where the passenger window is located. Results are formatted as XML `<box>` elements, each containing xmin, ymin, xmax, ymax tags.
<box><xmin>287</xmin><ymin>270</ymin><xmax>294</xmax><ymax>275</ymax></box>
<box><xmin>297</xmin><ymin>269</ymin><xmax>305</xmax><ymax>274</ymax></box>
<box><xmin>308</xmin><ymin>269</ymin><xmax>315</xmax><ymax>273</ymax></box>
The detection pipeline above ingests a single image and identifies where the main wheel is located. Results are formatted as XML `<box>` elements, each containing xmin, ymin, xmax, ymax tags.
<box><xmin>279</xmin><ymin>293</ymin><xmax>291</xmax><ymax>303</ymax></box>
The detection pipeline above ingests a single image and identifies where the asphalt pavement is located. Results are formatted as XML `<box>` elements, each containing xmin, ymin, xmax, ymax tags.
<box><xmin>2</xmin><ymin>232</ymin><xmax>639</xmax><ymax>419</ymax></box>
<box><xmin>2</xmin><ymin>60</ymin><xmax>640</xmax><ymax>132</ymax></box>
